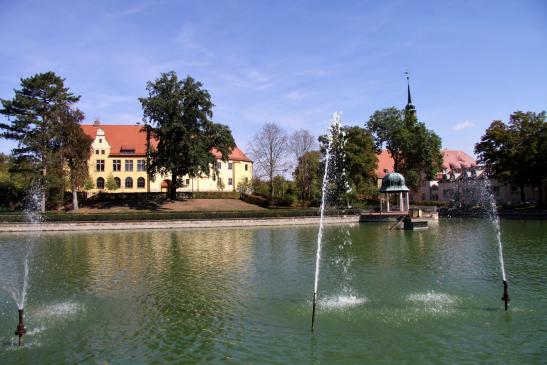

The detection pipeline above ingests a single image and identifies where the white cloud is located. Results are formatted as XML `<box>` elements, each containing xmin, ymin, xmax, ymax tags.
<box><xmin>285</xmin><ymin>91</ymin><xmax>307</xmax><ymax>102</ymax></box>
<box><xmin>453</xmin><ymin>121</ymin><xmax>474</xmax><ymax>131</ymax></box>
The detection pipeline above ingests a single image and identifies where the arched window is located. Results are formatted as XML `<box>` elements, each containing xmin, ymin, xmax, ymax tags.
<box><xmin>114</xmin><ymin>177</ymin><xmax>121</xmax><ymax>188</ymax></box>
<box><xmin>96</xmin><ymin>177</ymin><xmax>105</xmax><ymax>189</ymax></box>
<box><xmin>137</xmin><ymin>177</ymin><xmax>145</xmax><ymax>188</ymax></box>
<box><xmin>125</xmin><ymin>177</ymin><xmax>133</xmax><ymax>188</ymax></box>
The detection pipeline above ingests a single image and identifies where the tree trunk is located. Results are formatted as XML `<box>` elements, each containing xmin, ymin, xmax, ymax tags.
<box><xmin>41</xmin><ymin>165</ymin><xmax>47</xmax><ymax>213</ymax></box>
<box><xmin>72</xmin><ymin>176</ymin><xmax>79</xmax><ymax>211</ymax></box>
<box><xmin>169</xmin><ymin>172</ymin><xmax>177</xmax><ymax>200</ymax></box>
<box><xmin>520</xmin><ymin>183</ymin><xmax>525</xmax><ymax>204</ymax></box>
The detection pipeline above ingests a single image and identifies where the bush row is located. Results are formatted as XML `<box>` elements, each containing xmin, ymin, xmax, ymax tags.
<box><xmin>0</xmin><ymin>208</ymin><xmax>362</xmax><ymax>223</ymax></box>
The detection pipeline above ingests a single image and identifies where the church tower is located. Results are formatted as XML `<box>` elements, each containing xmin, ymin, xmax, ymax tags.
<box><xmin>404</xmin><ymin>73</ymin><xmax>416</xmax><ymax>117</ymax></box>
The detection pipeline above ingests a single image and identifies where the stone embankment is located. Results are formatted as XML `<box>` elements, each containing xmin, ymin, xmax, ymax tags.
<box><xmin>0</xmin><ymin>216</ymin><xmax>360</xmax><ymax>233</ymax></box>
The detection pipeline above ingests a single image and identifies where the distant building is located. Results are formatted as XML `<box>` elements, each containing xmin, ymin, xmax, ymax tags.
<box><xmin>81</xmin><ymin>121</ymin><xmax>253</xmax><ymax>195</ymax></box>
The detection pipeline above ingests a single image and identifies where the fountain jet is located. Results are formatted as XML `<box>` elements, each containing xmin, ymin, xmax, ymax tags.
<box><xmin>501</xmin><ymin>280</ymin><xmax>510</xmax><ymax>310</ymax></box>
<box><xmin>15</xmin><ymin>308</ymin><xmax>27</xmax><ymax>346</ymax></box>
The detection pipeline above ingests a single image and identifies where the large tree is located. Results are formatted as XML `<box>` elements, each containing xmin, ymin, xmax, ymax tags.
<box><xmin>0</xmin><ymin>72</ymin><xmax>80</xmax><ymax>212</ymax></box>
<box><xmin>288</xmin><ymin>129</ymin><xmax>316</xmax><ymax>201</ymax></box>
<box><xmin>293</xmin><ymin>150</ymin><xmax>321</xmax><ymax>202</ymax></box>
<box><xmin>366</xmin><ymin>107</ymin><xmax>443</xmax><ymax>190</ymax></box>
<box><xmin>343</xmin><ymin>126</ymin><xmax>378</xmax><ymax>196</ymax></box>
<box><xmin>139</xmin><ymin>72</ymin><xmax>235</xmax><ymax>200</ymax></box>
<box><xmin>248</xmin><ymin>122</ymin><xmax>289</xmax><ymax>196</ymax></box>
<box><xmin>475</xmin><ymin>111</ymin><xmax>546</xmax><ymax>204</ymax></box>
<box><xmin>55</xmin><ymin>108</ymin><xmax>93</xmax><ymax>210</ymax></box>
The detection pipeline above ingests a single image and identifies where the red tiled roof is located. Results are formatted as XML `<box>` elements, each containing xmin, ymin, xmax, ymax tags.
<box><xmin>375</xmin><ymin>150</ymin><xmax>395</xmax><ymax>178</ymax></box>
<box><xmin>441</xmin><ymin>149</ymin><xmax>476</xmax><ymax>170</ymax></box>
<box><xmin>373</xmin><ymin>149</ymin><xmax>476</xmax><ymax>178</ymax></box>
<box><xmin>81</xmin><ymin>124</ymin><xmax>252</xmax><ymax>162</ymax></box>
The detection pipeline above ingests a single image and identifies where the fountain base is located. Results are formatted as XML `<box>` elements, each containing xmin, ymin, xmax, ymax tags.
<box><xmin>14</xmin><ymin>308</ymin><xmax>26</xmax><ymax>347</ymax></box>
<box><xmin>501</xmin><ymin>280</ymin><xmax>510</xmax><ymax>310</ymax></box>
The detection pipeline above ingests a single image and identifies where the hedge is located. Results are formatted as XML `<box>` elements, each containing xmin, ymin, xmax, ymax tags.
<box><xmin>0</xmin><ymin>208</ymin><xmax>362</xmax><ymax>223</ymax></box>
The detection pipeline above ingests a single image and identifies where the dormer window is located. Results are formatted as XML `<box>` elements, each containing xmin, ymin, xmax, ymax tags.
<box><xmin>99</xmin><ymin>138</ymin><xmax>102</xmax><ymax>143</ymax></box>
<box><xmin>120</xmin><ymin>145</ymin><xmax>136</xmax><ymax>154</ymax></box>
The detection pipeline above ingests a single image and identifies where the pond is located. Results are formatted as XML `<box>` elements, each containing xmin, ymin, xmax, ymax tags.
<box><xmin>0</xmin><ymin>219</ymin><xmax>545</xmax><ymax>364</ymax></box>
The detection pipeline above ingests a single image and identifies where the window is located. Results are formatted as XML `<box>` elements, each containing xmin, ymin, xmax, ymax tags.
<box><xmin>125</xmin><ymin>177</ymin><xmax>133</xmax><ymax>188</ymax></box>
<box><xmin>228</xmin><ymin>162</ymin><xmax>233</xmax><ymax>170</ymax></box>
<box><xmin>96</xmin><ymin>177</ymin><xmax>105</xmax><ymax>189</ymax></box>
<box><xmin>245</xmin><ymin>164</ymin><xmax>248</xmax><ymax>171</ymax></box>
<box><xmin>228</xmin><ymin>178</ymin><xmax>233</xmax><ymax>186</ymax></box>
<box><xmin>99</xmin><ymin>138</ymin><xmax>102</xmax><ymax>143</ymax></box>
<box><xmin>96</xmin><ymin>160</ymin><xmax>105</xmax><ymax>172</ymax></box>
<box><xmin>114</xmin><ymin>177</ymin><xmax>121</xmax><ymax>188</ymax></box>
<box><xmin>101</xmin><ymin>150</ymin><xmax>105</xmax><ymax>155</ymax></box>
<box><xmin>186</xmin><ymin>179</ymin><xmax>190</xmax><ymax>186</ymax></box>
<box><xmin>113</xmin><ymin>160</ymin><xmax>121</xmax><ymax>171</ymax></box>
<box><xmin>137</xmin><ymin>160</ymin><xmax>145</xmax><ymax>172</ymax></box>
<box><xmin>125</xmin><ymin>160</ymin><xmax>133</xmax><ymax>172</ymax></box>
<box><xmin>137</xmin><ymin>177</ymin><xmax>145</xmax><ymax>188</ymax></box>
<box><xmin>244</xmin><ymin>177</ymin><xmax>249</xmax><ymax>183</ymax></box>
<box><xmin>95</xmin><ymin>150</ymin><xmax>99</xmax><ymax>155</ymax></box>
<box><xmin>216</xmin><ymin>161</ymin><xmax>222</xmax><ymax>169</ymax></box>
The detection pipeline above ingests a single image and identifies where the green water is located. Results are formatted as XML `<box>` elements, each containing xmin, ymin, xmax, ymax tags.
<box><xmin>0</xmin><ymin>219</ymin><xmax>545</xmax><ymax>364</ymax></box>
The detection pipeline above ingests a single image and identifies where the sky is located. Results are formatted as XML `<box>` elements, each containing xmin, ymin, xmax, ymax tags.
<box><xmin>1</xmin><ymin>0</ymin><xmax>546</xmax><ymax>157</ymax></box>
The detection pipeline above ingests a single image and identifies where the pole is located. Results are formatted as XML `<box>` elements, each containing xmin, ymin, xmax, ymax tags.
<box><xmin>501</xmin><ymin>280</ymin><xmax>510</xmax><ymax>310</ymax></box>
<box><xmin>15</xmin><ymin>308</ymin><xmax>26</xmax><ymax>346</ymax></box>
<box><xmin>311</xmin><ymin>292</ymin><xmax>317</xmax><ymax>332</ymax></box>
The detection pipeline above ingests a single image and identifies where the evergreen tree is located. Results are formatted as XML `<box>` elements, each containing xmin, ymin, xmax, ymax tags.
<box><xmin>139</xmin><ymin>72</ymin><xmax>235</xmax><ymax>200</ymax></box>
<box><xmin>0</xmin><ymin>72</ymin><xmax>80</xmax><ymax>212</ymax></box>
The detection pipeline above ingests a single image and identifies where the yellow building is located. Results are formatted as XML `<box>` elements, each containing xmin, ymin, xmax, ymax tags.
<box><xmin>81</xmin><ymin>121</ymin><xmax>253</xmax><ymax>195</ymax></box>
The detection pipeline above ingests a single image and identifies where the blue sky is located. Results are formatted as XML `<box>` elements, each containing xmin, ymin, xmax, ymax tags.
<box><xmin>1</xmin><ymin>0</ymin><xmax>546</xmax><ymax>157</ymax></box>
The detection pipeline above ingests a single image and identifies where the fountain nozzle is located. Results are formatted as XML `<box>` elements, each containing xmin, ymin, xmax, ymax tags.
<box><xmin>14</xmin><ymin>308</ymin><xmax>26</xmax><ymax>347</ymax></box>
<box><xmin>501</xmin><ymin>280</ymin><xmax>510</xmax><ymax>311</ymax></box>
<box><xmin>311</xmin><ymin>292</ymin><xmax>317</xmax><ymax>332</ymax></box>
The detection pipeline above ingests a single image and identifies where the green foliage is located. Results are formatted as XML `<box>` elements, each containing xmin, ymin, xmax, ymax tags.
<box><xmin>216</xmin><ymin>177</ymin><xmax>226</xmax><ymax>192</ymax></box>
<box><xmin>237</xmin><ymin>178</ymin><xmax>252</xmax><ymax>193</ymax></box>
<box><xmin>0</xmin><ymin>153</ymin><xmax>29</xmax><ymax>209</ymax></box>
<box><xmin>139</xmin><ymin>72</ymin><xmax>236</xmax><ymax>200</ymax></box>
<box><xmin>293</xmin><ymin>150</ymin><xmax>321</xmax><ymax>202</ymax></box>
<box><xmin>366</xmin><ymin>107</ymin><xmax>443</xmax><ymax>190</ymax></box>
<box><xmin>475</xmin><ymin>111</ymin><xmax>546</xmax><ymax>203</ymax></box>
<box><xmin>105</xmin><ymin>174</ymin><xmax>118</xmax><ymax>191</ymax></box>
<box><xmin>0</xmin><ymin>71</ymin><xmax>82</xmax><ymax>211</ymax></box>
<box><xmin>343</xmin><ymin>126</ymin><xmax>378</xmax><ymax>197</ymax></box>
<box><xmin>0</xmin><ymin>207</ymin><xmax>362</xmax><ymax>223</ymax></box>
<box><xmin>84</xmin><ymin>179</ymin><xmax>94</xmax><ymax>191</ymax></box>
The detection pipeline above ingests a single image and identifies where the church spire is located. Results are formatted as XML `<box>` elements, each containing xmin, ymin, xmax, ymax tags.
<box><xmin>404</xmin><ymin>72</ymin><xmax>416</xmax><ymax>117</ymax></box>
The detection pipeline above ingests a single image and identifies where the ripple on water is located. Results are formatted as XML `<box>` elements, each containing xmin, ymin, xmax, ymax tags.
<box><xmin>405</xmin><ymin>291</ymin><xmax>458</xmax><ymax>315</ymax></box>
<box><xmin>318</xmin><ymin>295</ymin><xmax>367</xmax><ymax>310</ymax></box>
<box><xmin>34</xmin><ymin>302</ymin><xmax>83</xmax><ymax>318</ymax></box>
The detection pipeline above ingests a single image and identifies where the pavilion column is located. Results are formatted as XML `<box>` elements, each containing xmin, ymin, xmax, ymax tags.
<box><xmin>399</xmin><ymin>192</ymin><xmax>404</xmax><ymax>212</ymax></box>
<box><xmin>406</xmin><ymin>192</ymin><xmax>410</xmax><ymax>211</ymax></box>
<box><xmin>386</xmin><ymin>193</ymin><xmax>390</xmax><ymax>212</ymax></box>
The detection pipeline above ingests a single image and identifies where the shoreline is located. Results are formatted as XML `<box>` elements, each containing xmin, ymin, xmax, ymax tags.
<box><xmin>0</xmin><ymin>215</ymin><xmax>360</xmax><ymax>233</ymax></box>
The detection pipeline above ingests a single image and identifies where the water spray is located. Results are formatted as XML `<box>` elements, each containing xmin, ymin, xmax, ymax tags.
<box><xmin>14</xmin><ymin>308</ymin><xmax>27</xmax><ymax>346</ymax></box>
<box><xmin>501</xmin><ymin>280</ymin><xmax>510</xmax><ymax>310</ymax></box>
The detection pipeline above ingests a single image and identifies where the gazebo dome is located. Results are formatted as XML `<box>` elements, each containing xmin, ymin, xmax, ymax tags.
<box><xmin>380</xmin><ymin>172</ymin><xmax>410</xmax><ymax>193</ymax></box>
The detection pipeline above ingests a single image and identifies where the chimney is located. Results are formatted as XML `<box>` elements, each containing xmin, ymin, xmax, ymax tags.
<box><xmin>93</xmin><ymin>118</ymin><xmax>101</xmax><ymax>127</ymax></box>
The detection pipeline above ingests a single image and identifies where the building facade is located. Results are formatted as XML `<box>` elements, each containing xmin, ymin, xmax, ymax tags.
<box><xmin>81</xmin><ymin>122</ymin><xmax>253</xmax><ymax>195</ymax></box>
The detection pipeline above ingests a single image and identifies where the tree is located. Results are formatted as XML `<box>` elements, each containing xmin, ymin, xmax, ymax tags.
<box><xmin>248</xmin><ymin>122</ymin><xmax>289</xmax><ymax>196</ymax></box>
<box><xmin>293</xmin><ymin>150</ymin><xmax>321</xmax><ymax>202</ymax></box>
<box><xmin>0</xmin><ymin>72</ymin><xmax>80</xmax><ymax>212</ymax></box>
<box><xmin>318</xmin><ymin>113</ymin><xmax>351</xmax><ymax>207</ymax></box>
<box><xmin>55</xmin><ymin>108</ymin><xmax>92</xmax><ymax>210</ymax></box>
<box><xmin>139</xmin><ymin>72</ymin><xmax>236</xmax><ymax>200</ymax></box>
<box><xmin>343</xmin><ymin>126</ymin><xmax>378</xmax><ymax>197</ymax></box>
<box><xmin>366</xmin><ymin>107</ymin><xmax>442</xmax><ymax>190</ymax></box>
<box><xmin>475</xmin><ymin>111</ymin><xmax>546</xmax><ymax>204</ymax></box>
<box><xmin>105</xmin><ymin>174</ymin><xmax>118</xmax><ymax>192</ymax></box>
<box><xmin>288</xmin><ymin>129</ymin><xmax>316</xmax><ymax>201</ymax></box>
